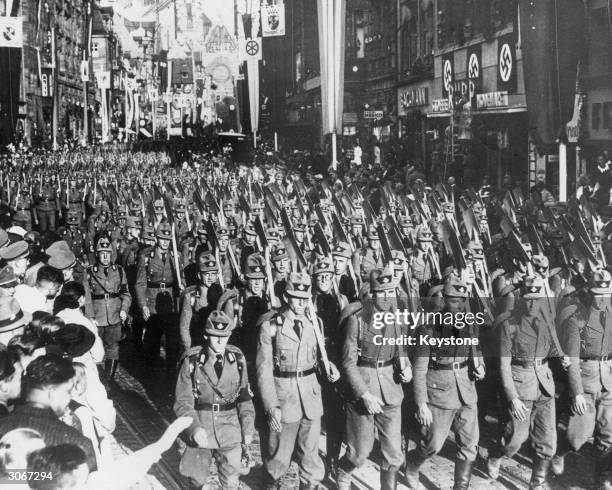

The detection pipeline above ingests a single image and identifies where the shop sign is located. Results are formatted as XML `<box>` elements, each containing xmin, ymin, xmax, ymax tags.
<box><xmin>476</xmin><ymin>91</ymin><xmax>508</xmax><ymax>109</ymax></box>
<box><xmin>364</xmin><ymin>110</ymin><xmax>383</xmax><ymax>120</ymax></box>
<box><xmin>431</xmin><ymin>98</ymin><xmax>450</xmax><ymax>113</ymax></box>
<box><xmin>399</xmin><ymin>87</ymin><xmax>429</xmax><ymax>109</ymax></box>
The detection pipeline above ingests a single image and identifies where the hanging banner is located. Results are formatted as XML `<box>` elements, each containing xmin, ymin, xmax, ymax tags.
<box><xmin>247</xmin><ymin>59</ymin><xmax>259</xmax><ymax>133</ymax></box>
<box><xmin>241</xmin><ymin>37</ymin><xmax>262</xmax><ymax>61</ymax></box>
<box><xmin>40</xmin><ymin>68</ymin><xmax>53</xmax><ymax>98</ymax></box>
<box><xmin>466</xmin><ymin>44</ymin><xmax>481</xmax><ymax>108</ymax></box>
<box><xmin>0</xmin><ymin>16</ymin><xmax>23</xmax><ymax>48</ymax></box>
<box><xmin>95</xmin><ymin>71</ymin><xmax>111</xmax><ymax>90</ymax></box>
<box><xmin>441</xmin><ymin>52</ymin><xmax>454</xmax><ymax>100</ymax></box>
<box><xmin>317</xmin><ymin>0</ymin><xmax>346</xmax><ymax>135</ymax></box>
<box><xmin>497</xmin><ymin>33</ymin><xmax>517</xmax><ymax>94</ymax></box>
<box><xmin>261</xmin><ymin>2</ymin><xmax>285</xmax><ymax>37</ymax></box>
<box><xmin>80</xmin><ymin>60</ymin><xmax>89</xmax><ymax>82</ymax></box>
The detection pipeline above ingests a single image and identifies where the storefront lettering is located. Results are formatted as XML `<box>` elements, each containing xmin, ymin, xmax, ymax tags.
<box><xmin>399</xmin><ymin>87</ymin><xmax>429</xmax><ymax>108</ymax></box>
<box><xmin>476</xmin><ymin>91</ymin><xmax>509</xmax><ymax>109</ymax></box>
<box><xmin>432</xmin><ymin>99</ymin><xmax>450</xmax><ymax>113</ymax></box>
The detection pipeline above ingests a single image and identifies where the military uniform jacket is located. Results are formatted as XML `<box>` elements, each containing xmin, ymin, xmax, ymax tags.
<box><xmin>499</xmin><ymin>313</ymin><xmax>558</xmax><ymax>401</ymax></box>
<box><xmin>35</xmin><ymin>184</ymin><xmax>58</xmax><ymax>212</ymax></box>
<box><xmin>412</xmin><ymin>323</ymin><xmax>479</xmax><ymax>410</ymax></box>
<box><xmin>217</xmin><ymin>251</ymin><xmax>234</xmax><ymax>287</ymax></box>
<box><xmin>341</xmin><ymin>304</ymin><xmax>405</xmax><ymax>406</ymax></box>
<box><xmin>560</xmin><ymin>301</ymin><xmax>612</xmax><ymax>397</ymax></box>
<box><xmin>411</xmin><ymin>250</ymin><xmax>436</xmax><ymax>284</ymax></box>
<box><xmin>12</xmin><ymin>194</ymin><xmax>33</xmax><ymax>220</ymax></box>
<box><xmin>179</xmin><ymin>284</ymin><xmax>223</xmax><ymax>348</ymax></box>
<box><xmin>358</xmin><ymin>248</ymin><xmax>383</xmax><ymax>282</ymax></box>
<box><xmin>62</xmin><ymin>188</ymin><xmax>85</xmax><ymax>213</ymax></box>
<box><xmin>62</xmin><ymin>228</ymin><xmax>87</xmax><ymax>259</ymax></box>
<box><xmin>83</xmin><ymin>264</ymin><xmax>131</xmax><ymax>326</ymax></box>
<box><xmin>174</xmin><ymin>345</ymin><xmax>255</xmax><ymax>449</ymax></box>
<box><xmin>256</xmin><ymin>309</ymin><xmax>324</xmax><ymax>423</ymax></box>
<box><xmin>135</xmin><ymin>248</ymin><xmax>183</xmax><ymax>315</ymax></box>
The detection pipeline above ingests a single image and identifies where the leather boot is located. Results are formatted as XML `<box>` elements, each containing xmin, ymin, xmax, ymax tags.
<box><xmin>403</xmin><ymin>452</ymin><xmax>424</xmax><ymax>489</ymax></box>
<box><xmin>596</xmin><ymin>450</ymin><xmax>612</xmax><ymax>489</ymax></box>
<box><xmin>529</xmin><ymin>457</ymin><xmax>550</xmax><ymax>490</ymax></box>
<box><xmin>335</xmin><ymin>467</ymin><xmax>352</xmax><ymax>490</ymax></box>
<box><xmin>487</xmin><ymin>455</ymin><xmax>502</xmax><ymax>480</ymax></box>
<box><xmin>103</xmin><ymin>360</ymin><xmax>113</xmax><ymax>384</ymax></box>
<box><xmin>381</xmin><ymin>468</ymin><xmax>398</xmax><ymax>490</ymax></box>
<box><xmin>551</xmin><ymin>454</ymin><xmax>564</xmax><ymax>476</ymax></box>
<box><xmin>453</xmin><ymin>460</ymin><xmax>473</xmax><ymax>490</ymax></box>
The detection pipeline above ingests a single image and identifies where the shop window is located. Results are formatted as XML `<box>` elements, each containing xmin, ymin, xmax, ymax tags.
<box><xmin>593</xmin><ymin>103</ymin><xmax>601</xmax><ymax>130</ymax></box>
<box><xmin>604</xmin><ymin>102</ymin><xmax>612</xmax><ymax>130</ymax></box>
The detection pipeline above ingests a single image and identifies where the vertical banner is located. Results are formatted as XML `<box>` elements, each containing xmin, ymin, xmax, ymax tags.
<box><xmin>441</xmin><ymin>52</ymin><xmax>454</xmax><ymax>101</ymax></box>
<box><xmin>247</xmin><ymin>59</ymin><xmax>259</xmax><ymax>133</ymax></box>
<box><xmin>497</xmin><ymin>33</ymin><xmax>517</xmax><ymax>94</ymax></box>
<box><xmin>317</xmin><ymin>0</ymin><xmax>346</xmax><ymax>135</ymax></box>
<box><xmin>261</xmin><ymin>2</ymin><xmax>285</xmax><ymax>37</ymax></box>
<box><xmin>466</xmin><ymin>44</ymin><xmax>482</xmax><ymax>108</ymax></box>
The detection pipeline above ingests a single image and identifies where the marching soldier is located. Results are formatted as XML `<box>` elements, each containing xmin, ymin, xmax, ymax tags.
<box><xmin>356</xmin><ymin>225</ymin><xmax>384</xmax><ymax>282</ymax></box>
<box><xmin>215</xmin><ymin>226</ymin><xmax>234</xmax><ymax>287</ymax></box>
<box><xmin>332</xmin><ymin>241</ymin><xmax>358</xmax><ymax>303</ymax></box>
<box><xmin>11</xmin><ymin>185</ymin><xmax>34</xmax><ymax>231</ymax></box>
<box><xmin>337</xmin><ymin>268</ymin><xmax>412</xmax><ymax>490</ymax></box>
<box><xmin>179</xmin><ymin>253</ymin><xmax>223</xmax><ymax>352</ymax></box>
<box><xmin>256</xmin><ymin>272</ymin><xmax>339</xmax><ymax>490</ymax></box>
<box><xmin>270</xmin><ymin>246</ymin><xmax>290</xmax><ymax>299</ymax></box>
<box><xmin>61</xmin><ymin>176</ymin><xmax>85</xmax><ymax>226</ymax></box>
<box><xmin>135</xmin><ymin>221</ymin><xmax>184</xmax><ymax>371</ymax></box>
<box><xmin>83</xmin><ymin>234</ymin><xmax>132</xmax><ymax>383</ymax></box>
<box><xmin>488</xmin><ymin>276</ymin><xmax>563</xmax><ymax>490</ymax></box>
<box><xmin>174</xmin><ymin>310</ymin><xmax>255</xmax><ymax>490</ymax></box>
<box><xmin>553</xmin><ymin>270</ymin><xmax>612</xmax><ymax>487</ymax></box>
<box><xmin>35</xmin><ymin>174</ymin><xmax>59</xmax><ymax>232</ymax></box>
<box><xmin>411</xmin><ymin>225</ymin><xmax>439</xmax><ymax>295</ymax></box>
<box><xmin>312</xmin><ymin>257</ymin><xmax>347</xmax><ymax>478</ymax></box>
<box><xmin>405</xmin><ymin>277</ymin><xmax>484</xmax><ymax>490</ymax></box>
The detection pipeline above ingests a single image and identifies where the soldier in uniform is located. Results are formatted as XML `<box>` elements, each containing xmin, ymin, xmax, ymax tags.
<box><xmin>215</xmin><ymin>226</ymin><xmax>234</xmax><ymax>288</ymax></box>
<box><xmin>332</xmin><ymin>241</ymin><xmax>358</xmax><ymax>302</ymax></box>
<box><xmin>11</xmin><ymin>185</ymin><xmax>34</xmax><ymax>232</ymax></box>
<box><xmin>270</xmin><ymin>246</ymin><xmax>290</xmax><ymax>300</ymax></box>
<box><xmin>337</xmin><ymin>268</ymin><xmax>412</xmax><ymax>490</ymax></box>
<box><xmin>62</xmin><ymin>176</ymin><xmax>85</xmax><ymax>226</ymax></box>
<box><xmin>356</xmin><ymin>225</ymin><xmax>384</xmax><ymax>283</ymax></box>
<box><xmin>405</xmin><ymin>277</ymin><xmax>484</xmax><ymax>490</ymax></box>
<box><xmin>83</xmin><ymin>235</ymin><xmax>131</xmax><ymax>383</ymax></box>
<box><xmin>182</xmin><ymin>221</ymin><xmax>209</xmax><ymax>287</ymax></box>
<box><xmin>256</xmin><ymin>272</ymin><xmax>339</xmax><ymax>489</ymax></box>
<box><xmin>488</xmin><ymin>276</ymin><xmax>562</xmax><ymax>490</ymax></box>
<box><xmin>60</xmin><ymin>211</ymin><xmax>88</xmax><ymax>265</ymax></box>
<box><xmin>238</xmin><ymin>224</ymin><xmax>258</xmax><ymax>273</ymax></box>
<box><xmin>553</xmin><ymin>270</ymin><xmax>612</xmax><ymax>487</ymax></box>
<box><xmin>349</xmin><ymin>215</ymin><xmax>366</xmax><ymax>250</ymax></box>
<box><xmin>35</xmin><ymin>174</ymin><xmax>59</xmax><ymax>232</ymax></box>
<box><xmin>174</xmin><ymin>310</ymin><xmax>255</xmax><ymax>490</ymax></box>
<box><xmin>136</xmin><ymin>221</ymin><xmax>184</xmax><ymax>371</ymax></box>
<box><xmin>312</xmin><ymin>257</ymin><xmax>347</xmax><ymax>478</ymax></box>
<box><xmin>411</xmin><ymin>225</ymin><xmax>439</xmax><ymax>296</ymax></box>
<box><xmin>179</xmin><ymin>253</ymin><xmax>223</xmax><ymax>352</ymax></box>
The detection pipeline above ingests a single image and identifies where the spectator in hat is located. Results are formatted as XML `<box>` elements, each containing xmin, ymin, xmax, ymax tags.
<box><xmin>0</xmin><ymin>296</ymin><xmax>29</xmax><ymax>347</ymax></box>
<box><xmin>54</xmin><ymin>282</ymin><xmax>104</xmax><ymax>364</ymax></box>
<box><xmin>14</xmin><ymin>265</ymin><xmax>63</xmax><ymax>315</ymax></box>
<box><xmin>0</xmin><ymin>241</ymin><xmax>30</xmax><ymax>281</ymax></box>
<box><xmin>0</xmin><ymin>266</ymin><xmax>18</xmax><ymax>298</ymax></box>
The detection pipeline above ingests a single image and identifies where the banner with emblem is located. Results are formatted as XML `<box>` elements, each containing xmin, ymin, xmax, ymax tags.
<box><xmin>261</xmin><ymin>2</ymin><xmax>285</xmax><ymax>37</ymax></box>
<box><xmin>466</xmin><ymin>44</ymin><xmax>482</xmax><ymax>108</ymax></box>
<box><xmin>497</xmin><ymin>33</ymin><xmax>517</xmax><ymax>93</ymax></box>
<box><xmin>441</xmin><ymin>52</ymin><xmax>454</xmax><ymax>100</ymax></box>
<box><xmin>0</xmin><ymin>16</ymin><xmax>22</xmax><ymax>48</ymax></box>
<box><xmin>241</xmin><ymin>37</ymin><xmax>262</xmax><ymax>61</ymax></box>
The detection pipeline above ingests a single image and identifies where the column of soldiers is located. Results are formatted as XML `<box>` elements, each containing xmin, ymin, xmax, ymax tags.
<box><xmin>2</xmin><ymin>148</ymin><xmax>612</xmax><ymax>490</ymax></box>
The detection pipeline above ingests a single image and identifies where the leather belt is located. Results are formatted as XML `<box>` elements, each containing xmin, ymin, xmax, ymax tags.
<box><xmin>429</xmin><ymin>360</ymin><xmax>469</xmax><ymax>371</ymax></box>
<box><xmin>357</xmin><ymin>357</ymin><xmax>394</xmax><ymax>368</ymax></box>
<box><xmin>69</xmin><ymin>200</ymin><xmax>81</xmax><ymax>204</ymax></box>
<box><xmin>147</xmin><ymin>281</ymin><xmax>172</xmax><ymax>289</ymax></box>
<box><xmin>195</xmin><ymin>401</ymin><xmax>237</xmax><ymax>411</ymax></box>
<box><xmin>511</xmin><ymin>358</ymin><xmax>548</xmax><ymax>367</ymax></box>
<box><xmin>273</xmin><ymin>367</ymin><xmax>316</xmax><ymax>378</ymax></box>
<box><xmin>91</xmin><ymin>293</ymin><xmax>121</xmax><ymax>300</ymax></box>
<box><xmin>581</xmin><ymin>355</ymin><xmax>612</xmax><ymax>361</ymax></box>
<box><xmin>17</xmin><ymin>208</ymin><xmax>30</xmax><ymax>211</ymax></box>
